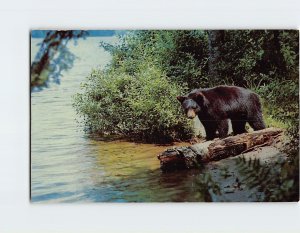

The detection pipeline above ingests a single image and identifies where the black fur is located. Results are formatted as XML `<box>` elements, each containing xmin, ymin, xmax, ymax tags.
<box><xmin>177</xmin><ymin>85</ymin><xmax>266</xmax><ymax>140</ymax></box>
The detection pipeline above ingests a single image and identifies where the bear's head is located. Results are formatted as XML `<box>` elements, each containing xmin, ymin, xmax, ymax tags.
<box><xmin>177</xmin><ymin>91</ymin><xmax>209</xmax><ymax>119</ymax></box>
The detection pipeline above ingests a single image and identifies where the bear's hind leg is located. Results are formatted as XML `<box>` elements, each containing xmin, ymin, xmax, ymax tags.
<box><xmin>217</xmin><ymin>119</ymin><xmax>229</xmax><ymax>138</ymax></box>
<box><xmin>248</xmin><ymin>114</ymin><xmax>266</xmax><ymax>131</ymax></box>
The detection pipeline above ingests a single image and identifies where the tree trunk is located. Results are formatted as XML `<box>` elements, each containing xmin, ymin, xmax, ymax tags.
<box><xmin>207</xmin><ymin>30</ymin><xmax>224</xmax><ymax>81</ymax></box>
<box><xmin>157</xmin><ymin>128</ymin><xmax>283</xmax><ymax>171</ymax></box>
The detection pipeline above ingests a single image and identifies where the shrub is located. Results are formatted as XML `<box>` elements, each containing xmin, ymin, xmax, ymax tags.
<box><xmin>73</xmin><ymin>61</ymin><xmax>194</xmax><ymax>143</ymax></box>
<box><xmin>101</xmin><ymin>30</ymin><xmax>210</xmax><ymax>89</ymax></box>
<box><xmin>256</xmin><ymin>78</ymin><xmax>299</xmax><ymax>138</ymax></box>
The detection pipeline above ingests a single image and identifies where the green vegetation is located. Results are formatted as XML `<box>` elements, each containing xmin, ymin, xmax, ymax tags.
<box><xmin>74</xmin><ymin>30</ymin><xmax>298</xmax><ymax>144</ymax></box>
<box><xmin>73</xmin><ymin>62</ymin><xmax>193</xmax><ymax>143</ymax></box>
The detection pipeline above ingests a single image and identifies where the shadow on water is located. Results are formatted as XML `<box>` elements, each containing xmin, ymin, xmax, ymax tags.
<box><xmin>83</xmin><ymin>168</ymin><xmax>204</xmax><ymax>202</ymax></box>
<box><xmin>83</xmin><ymin>168</ymin><xmax>203</xmax><ymax>202</ymax></box>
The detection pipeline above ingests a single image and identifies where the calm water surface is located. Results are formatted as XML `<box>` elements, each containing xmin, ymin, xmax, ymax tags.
<box><xmin>31</xmin><ymin>37</ymin><xmax>202</xmax><ymax>203</ymax></box>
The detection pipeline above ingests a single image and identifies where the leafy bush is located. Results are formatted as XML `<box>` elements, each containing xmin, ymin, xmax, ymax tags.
<box><xmin>257</xmin><ymin>79</ymin><xmax>299</xmax><ymax>135</ymax></box>
<box><xmin>73</xmin><ymin>61</ymin><xmax>194</xmax><ymax>143</ymax></box>
<box><xmin>74</xmin><ymin>30</ymin><xmax>208</xmax><ymax>143</ymax></box>
<box><xmin>101</xmin><ymin>30</ymin><xmax>210</xmax><ymax>89</ymax></box>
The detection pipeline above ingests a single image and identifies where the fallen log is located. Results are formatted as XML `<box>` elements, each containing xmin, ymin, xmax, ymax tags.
<box><xmin>157</xmin><ymin>127</ymin><xmax>283</xmax><ymax>171</ymax></box>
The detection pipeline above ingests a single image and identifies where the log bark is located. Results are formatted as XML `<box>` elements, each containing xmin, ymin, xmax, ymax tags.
<box><xmin>157</xmin><ymin>128</ymin><xmax>283</xmax><ymax>171</ymax></box>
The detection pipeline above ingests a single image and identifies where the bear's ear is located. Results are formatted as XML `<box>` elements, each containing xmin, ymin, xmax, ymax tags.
<box><xmin>189</xmin><ymin>91</ymin><xmax>209</xmax><ymax>106</ymax></box>
<box><xmin>177</xmin><ymin>96</ymin><xmax>186</xmax><ymax>103</ymax></box>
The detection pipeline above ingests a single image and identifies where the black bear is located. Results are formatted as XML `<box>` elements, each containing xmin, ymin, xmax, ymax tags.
<box><xmin>177</xmin><ymin>85</ymin><xmax>266</xmax><ymax>140</ymax></box>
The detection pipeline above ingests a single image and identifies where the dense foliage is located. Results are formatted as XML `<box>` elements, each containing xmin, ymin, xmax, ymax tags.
<box><xmin>73</xmin><ymin>62</ymin><xmax>193</xmax><ymax>143</ymax></box>
<box><xmin>101</xmin><ymin>30</ymin><xmax>210</xmax><ymax>88</ymax></box>
<box><xmin>75</xmin><ymin>30</ymin><xmax>298</xmax><ymax>142</ymax></box>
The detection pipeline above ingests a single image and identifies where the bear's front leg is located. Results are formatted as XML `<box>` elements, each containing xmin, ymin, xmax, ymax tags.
<box><xmin>217</xmin><ymin>119</ymin><xmax>229</xmax><ymax>138</ymax></box>
<box><xmin>201</xmin><ymin>120</ymin><xmax>217</xmax><ymax>140</ymax></box>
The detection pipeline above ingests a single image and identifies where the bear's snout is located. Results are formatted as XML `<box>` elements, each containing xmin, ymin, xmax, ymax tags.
<box><xmin>187</xmin><ymin>109</ymin><xmax>196</xmax><ymax>119</ymax></box>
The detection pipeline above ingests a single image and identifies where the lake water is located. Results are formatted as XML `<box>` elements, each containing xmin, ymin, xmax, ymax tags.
<box><xmin>31</xmin><ymin>37</ymin><xmax>203</xmax><ymax>203</ymax></box>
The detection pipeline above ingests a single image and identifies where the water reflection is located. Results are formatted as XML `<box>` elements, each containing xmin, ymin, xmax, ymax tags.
<box><xmin>31</xmin><ymin>37</ymin><xmax>203</xmax><ymax>203</ymax></box>
<box><xmin>77</xmin><ymin>139</ymin><xmax>202</xmax><ymax>202</ymax></box>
